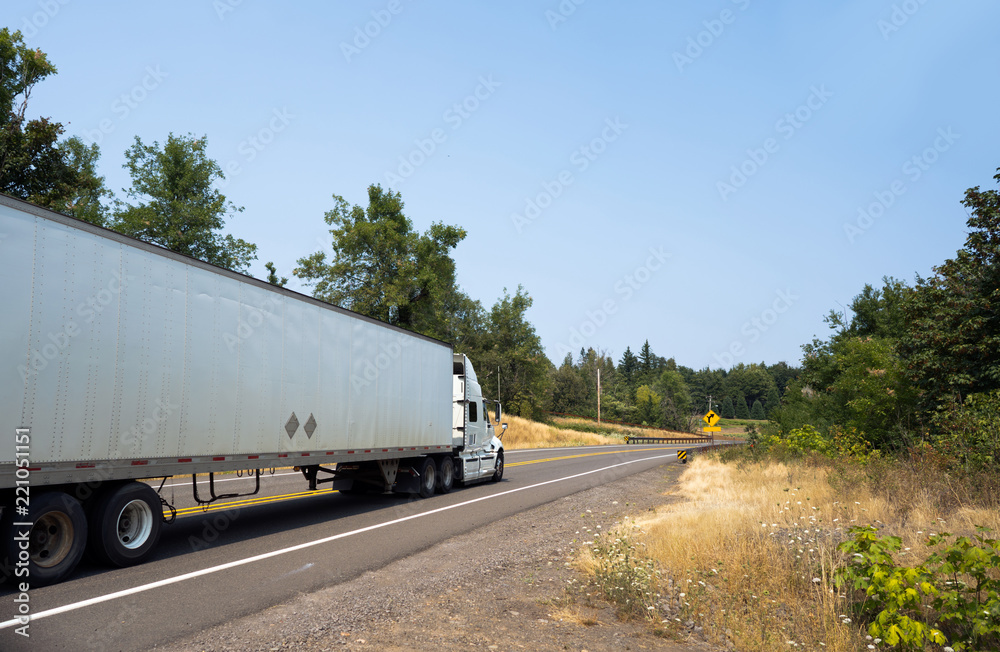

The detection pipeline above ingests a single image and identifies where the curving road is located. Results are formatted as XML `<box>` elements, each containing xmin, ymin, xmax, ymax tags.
<box><xmin>0</xmin><ymin>443</ymin><xmax>710</xmax><ymax>651</ymax></box>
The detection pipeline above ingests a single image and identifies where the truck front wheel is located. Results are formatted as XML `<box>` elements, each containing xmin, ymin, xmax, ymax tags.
<box><xmin>4</xmin><ymin>491</ymin><xmax>88</xmax><ymax>587</ymax></box>
<box><xmin>88</xmin><ymin>482</ymin><xmax>162</xmax><ymax>567</ymax></box>
<box><xmin>491</xmin><ymin>451</ymin><xmax>505</xmax><ymax>482</ymax></box>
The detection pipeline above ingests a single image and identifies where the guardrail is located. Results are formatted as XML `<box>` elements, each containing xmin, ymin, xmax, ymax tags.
<box><xmin>624</xmin><ymin>435</ymin><xmax>711</xmax><ymax>445</ymax></box>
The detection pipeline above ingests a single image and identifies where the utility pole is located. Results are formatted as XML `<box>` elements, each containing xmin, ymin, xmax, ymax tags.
<box><xmin>707</xmin><ymin>395</ymin><xmax>714</xmax><ymax>412</ymax></box>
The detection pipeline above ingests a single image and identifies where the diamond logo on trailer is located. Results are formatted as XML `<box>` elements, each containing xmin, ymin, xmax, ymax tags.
<box><xmin>304</xmin><ymin>413</ymin><xmax>317</xmax><ymax>439</ymax></box>
<box><xmin>285</xmin><ymin>412</ymin><xmax>299</xmax><ymax>438</ymax></box>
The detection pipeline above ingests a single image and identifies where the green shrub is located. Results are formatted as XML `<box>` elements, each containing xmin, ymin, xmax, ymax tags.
<box><xmin>836</xmin><ymin>525</ymin><xmax>1000</xmax><ymax>650</ymax></box>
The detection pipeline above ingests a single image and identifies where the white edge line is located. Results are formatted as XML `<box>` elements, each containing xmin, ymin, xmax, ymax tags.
<box><xmin>0</xmin><ymin>452</ymin><xmax>675</xmax><ymax>629</ymax></box>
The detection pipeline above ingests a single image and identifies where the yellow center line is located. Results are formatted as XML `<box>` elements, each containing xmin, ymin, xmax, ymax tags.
<box><xmin>166</xmin><ymin>446</ymin><xmax>687</xmax><ymax>518</ymax></box>
<box><xmin>507</xmin><ymin>446</ymin><xmax>680</xmax><ymax>467</ymax></box>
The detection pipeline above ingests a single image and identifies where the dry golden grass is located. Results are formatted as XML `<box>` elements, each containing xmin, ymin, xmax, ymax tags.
<box><xmin>548</xmin><ymin>416</ymin><xmax>692</xmax><ymax>438</ymax></box>
<box><xmin>500</xmin><ymin>415</ymin><xmax>621</xmax><ymax>449</ymax></box>
<box><xmin>583</xmin><ymin>455</ymin><xmax>1000</xmax><ymax>651</ymax></box>
<box><xmin>549</xmin><ymin>604</ymin><xmax>600</xmax><ymax>627</ymax></box>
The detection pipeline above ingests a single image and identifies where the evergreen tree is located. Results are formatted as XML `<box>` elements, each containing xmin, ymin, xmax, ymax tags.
<box><xmin>619</xmin><ymin>346</ymin><xmax>638</xmax><ymax>383</ymax></box>
<box><xmin>736</xmin><ymin>395</ymin><xmax>750</xmax><ymax>419</ymax></box>
<box><xmin>721</xmin><ymin>395</ymin><xmax>735</xmax><ymax>419</ymax></box>
<box><xmin>638</xmin><ymin>340</ymin><xmax>654</xmax><ymax>377</ymax></box>
<box><xmin>551</xmin><ymin>353</ymin><xmax>588</xmax><ymax>415</ymax></box>
<box><xmin>750</xmin><ymin>400</ymin><xmax>766</xmax><ymax>420</ymax></box>
<box><xmin>765</xmin><ymin>387</ymin><xmax>781</xmax><ymax>411</ymax></box>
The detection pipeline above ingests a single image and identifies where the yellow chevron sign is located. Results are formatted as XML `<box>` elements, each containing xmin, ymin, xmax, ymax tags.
<box><xmin>677</xmin><ymin>450</ymin><xmax>688</xmax><ymax>463</ymax></box>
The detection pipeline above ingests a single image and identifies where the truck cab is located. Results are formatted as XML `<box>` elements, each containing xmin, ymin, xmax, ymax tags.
<box><xmin>452</xmin><ymin>354</ymin><xmax>505</xmax><ymax>483</ymax></box>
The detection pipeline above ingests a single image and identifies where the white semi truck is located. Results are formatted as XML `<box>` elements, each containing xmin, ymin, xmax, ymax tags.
<box><xmin>0</xmin><ymin>193</ymin><xmax>506</xmax><ymax>586</ymax></box>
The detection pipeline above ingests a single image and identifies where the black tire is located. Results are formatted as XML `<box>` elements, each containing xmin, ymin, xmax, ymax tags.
<box><xmin>417</xmin><ymin>457</ymin><xmax>436</xmax><ymax>498</ymax></box>
<box><xmin>436</xmin><ymin>457</ymin><xmax>455</xmax><ymax>494</ymax></box>
<box><xmin>88</xmin><ymin>482</ymin><xmax>162</xmax><ymax>568</ymax></box>
<box><xmin>4</xmin><ymin>491</ymin><xmax>88</xmax><ymax>587</ymax></box>
<box><xmin>491</xmin><ymin>451</ymin><xmax>505</xmax><ymax>482</ymax></box>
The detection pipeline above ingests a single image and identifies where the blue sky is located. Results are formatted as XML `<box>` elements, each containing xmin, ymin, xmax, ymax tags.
<box><xmin>7</xmin><ymin>0</ymin><xmax>999</xmax><ymax>370</ymax></box>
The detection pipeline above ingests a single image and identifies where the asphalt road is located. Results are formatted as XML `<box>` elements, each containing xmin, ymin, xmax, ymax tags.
<box><xmin>0</xmin><ymin>443</ymin><xmax>707</xmax><ymax>651</ymax></box>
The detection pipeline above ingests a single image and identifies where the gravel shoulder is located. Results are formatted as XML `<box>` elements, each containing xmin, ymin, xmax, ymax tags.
<box><xmin>155</xmin><ymin>461</ymin><xmax>716</xmax><ymax>652</ymax></box>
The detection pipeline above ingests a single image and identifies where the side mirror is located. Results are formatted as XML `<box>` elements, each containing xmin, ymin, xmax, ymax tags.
<box><xmin>499</xmin><ymin>422</ymin><xmax>508</xmax><ymax>440</ymax></box>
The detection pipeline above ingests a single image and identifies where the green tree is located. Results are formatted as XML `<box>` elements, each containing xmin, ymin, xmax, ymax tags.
<box><xmin>0</xmin><ymin>29</ymin><xmax>96</xmax><ymax>214</ymax></box>
<box><xmin>48</xmin><ymin>136</ymin><xmax>111</xmax><ymax>225</ymax></box>
<box><xmin>724</xmin><ymin>363</ymin><xmax>778</xmax><ymax>406</ymax></box>
<box><xmin>113</xmin><ymin>133</ymin><xmax>257</xmax><ymax>272</ymax></box>
<box><xmin>638</xmin><ymin>340</ymin><xmax>655</xmax><ymax>378</ymax></box>
<box><xmin>735</xmin><ymin>395</ymin><xmax>750</xmax><ymax>419</ymax></box>
<box><xmin>831</xmin><ymin>337</ymin><xmax>918</xmax><ymax>449</ymax></box>
<box><xmin>720</xmin><ymin>395</ymin><xmax>735</xmax><ymax>419</ymax></box>
<box><xmin>900</xmin><ymin>168</ymin><xmax>1000</xmax><ymax>412</ymax></box>
<box><xmin>766</xmin><ymin>361</ymin><xmax>800</xmax><ymax>395</ymax></box>
<box><xmin>550</xmin><ymin>353</ymin><xmax>588</xmax><ymax>415</ymax></box>
<box><xmin>687</xmin><ymin>367</ymin><xmax>727</xmax><ymax>412</ymax></box>
<box><xmin>827</xmin><ymin>277</ymin><xmax>910</xmax><ymax>341</ymax></box>
<box><xmin>264</xmin><ymin>262</ymin><xmax>287</xmax><ymax>287</ymax></box>
<box><xmin>656</xmin><ymin>368</ymin><xmax>693</xmax><ymax>431</ymax></box>
<box><xmin>765</xmin><ymin>386</ymin><xmax>781</xmax><ymax>414</ymax></box>
<box><xmin>473</xmin><ymin>287</ymin><xmax>550</xmax><ymax>418</ymax></box>
<box><xmin>635</xmin><ymin>385</ymin><xmax>662</xmax><ymax>426</ymax></box>
<box><xmin>750</xmin><ymin>400</ymin><xmax>765</xmax><ymax>420</ymax></box>
<box><xmin>618</xmin><ymin>346</ymin><xmax>638</xmax><ymax>384</ymax></box>
<box><xmin>295</xmin><ymin>184</ymin><xmax>466</xmax><ymax>340</ymax></box>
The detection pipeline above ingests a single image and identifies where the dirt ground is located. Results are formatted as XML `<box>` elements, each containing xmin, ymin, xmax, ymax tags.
<box><xmin>156</xmin><ymin>462</ymin><xmax>719</xmax><ymax>652</ymax></box>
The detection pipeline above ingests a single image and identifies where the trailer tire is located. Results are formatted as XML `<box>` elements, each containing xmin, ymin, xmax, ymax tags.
<box><xmin>491</xmin><ymin>451</ymin><xmax>505</xmax><ymax>482</ymax></box>
<box><xmin>88</xmin><ymin>482</ymin><xmax>162</xmax><ymax>568</ymax></box>
<box><xmin>436</xmin><ymin>457</ymin><xmax>455</xmax><ymax>494</ymax></box>
<box><xmin>3</xmin><ymin>491</ymin><xmax>88</xmax><ymax>587</ymax></box>
<box><xmin>417</xmin><ymin>457</ymin><xmax>436</xmax><ymax>498</ymax></box>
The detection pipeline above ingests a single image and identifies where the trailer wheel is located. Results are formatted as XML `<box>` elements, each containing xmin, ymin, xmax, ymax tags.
<box><xmin>417</xmin><ymin>457</ymin><xmax>437</xmax><ymax>498</ymax></box>
<box><xmin>3</xmin><ymin>491</ymin><xmax>88</xmax><ymax>587</ymax></box>
<box><xmin>436</xmin><ymin>457</ymin><xmax>455</xmax><ymax>494</ymax></box>
<box><xmin>88</xmin><ymin>482</ymin><xmax>162</xmax><ymax>568</ymax></box>
<box><xmin>491</xmin><ymin>451</ymin><xmax>505</xmax><ymax>482</ymax></box>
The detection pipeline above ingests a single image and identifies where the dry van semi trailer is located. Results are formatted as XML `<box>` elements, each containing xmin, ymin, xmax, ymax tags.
<box><xmin>0</xmin><ymin>194</ymin><xmax>505</xmax><ymax>586</ymax></box>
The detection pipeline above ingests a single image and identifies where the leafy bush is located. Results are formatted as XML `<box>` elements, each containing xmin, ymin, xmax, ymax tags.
<box><xmin>836</xmin><ymin>525</ymin><xmax>1000</xmax><ymax>650</ymax></box>
<box><xmin>933</xmin><ymin>390</ymin><xmax>1000</xmax><ymax>471</ymax></box>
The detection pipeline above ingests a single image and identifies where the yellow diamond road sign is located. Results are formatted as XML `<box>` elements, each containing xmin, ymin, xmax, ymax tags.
<box><xmin>703</xmin><ymin>410</ymin><xmax>720</xmax><ymax>427</ymax></box>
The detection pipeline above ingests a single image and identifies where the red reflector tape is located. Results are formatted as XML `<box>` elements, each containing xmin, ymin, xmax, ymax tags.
<box><xmin>248</xmin><ymin>455</ymin><xmax>259</xmax><ymax>459</ymax></box>
<box><xmin>302</xmin><ymin>453</ymin><xmax>310</xmax><ymax>457</ymax></box>
<box><xmin>347</xmin><ymin>450</ymin><xmax>354</xmax><ymax>454</ymax></box>
<box><xmin>27</xmin><ymin>467</ymin><xmax>40</xmax><ymax>472</ymax></box>
<box><xmin>364</xmin><ymin>450</ymin><xmax>371</xmax><ymax>453</ymax></box>
<box><xmin>326</xmin><ymin>451</ymin><xmax>335</xmax><ymax>455</ymax></box>
<box><xmin>213</xmin><ymin>457</ymin><xmax>225</xmax><ymax>461</ymax></box>
<box><xmin>76</xmin><ymin>463</ymin><xmax>95</xmax><ymax>469</ymax></box>
<box><xmin>178</xmin><ymin>458</ymin><xmax>192</xmax><ymax>463</ymax></box>
<box><xmin>278</xmin><ymin>454</ymin><xmax>288</xmax><ymax>458</ymax></box>
<box><xmin>131</xmin><ymin>460</ymin><xmax>149</xmax><ymax>466</ymax></box>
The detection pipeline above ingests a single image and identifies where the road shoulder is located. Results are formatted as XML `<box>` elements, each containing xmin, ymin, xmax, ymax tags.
<box><xmin>155</xmin><ymin>461</ymin><xmax>716</xmax><ymax>651</ymax></box>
